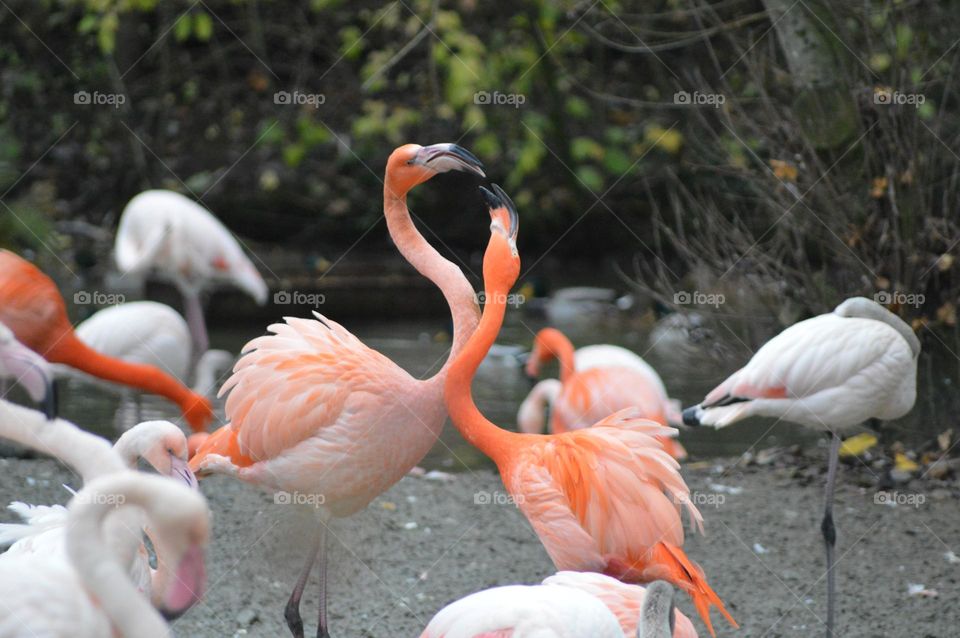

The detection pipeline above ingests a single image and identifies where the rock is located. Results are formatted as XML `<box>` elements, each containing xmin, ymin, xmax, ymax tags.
<box><xmin>236</xmin><ymin>609</ymin><xmax>258</xmax><ymax>626</ymax></box>
<box><xmin>926</xmin><ymin>459</ymin><xmax>951</xmax><ymax>480</ymax></box>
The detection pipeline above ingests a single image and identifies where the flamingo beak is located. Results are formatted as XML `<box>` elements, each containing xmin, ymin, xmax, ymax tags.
<box><xmin>160</xmin><ymin>544</ymin><xmax>206</xmax><ymax>618</ymax></box>
<box><xmin>682</xmin><ymin>405</ymin><xmax>704</xmax><ymax>426</ymax></box>
<box><xmin>169</xmin><ymin>454</ymin><xmax>199</xmax><ymax>490</ymax></box>
<box><xmin>416</xmin><ymin>143</ymin><xmax>485</xmax><ymax>177</ymax></box>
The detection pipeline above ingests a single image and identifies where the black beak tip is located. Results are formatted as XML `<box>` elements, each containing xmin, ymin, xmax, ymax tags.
<box><xmin>43</xmin><ymin>380</ymin><xmax>58</xmax><ymax>421</ymax></box>
<box><xmin>479</xmin><ymin>185</ymin><xmax>501</xmax><ymax>210</ymax></box>
<box><xmin>681</xmin><ymin>406</ymin><xmax>702</xmax><ymax>427</ymax></box>
<box><xmin>449</xmin><ymin>144</ymin><xmax>484</xmax><ymax>172</ymax></box>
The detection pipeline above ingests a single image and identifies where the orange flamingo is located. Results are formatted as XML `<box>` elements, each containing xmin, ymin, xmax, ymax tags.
<box><xmin>445</xmin><ymin>186</ymin><xmax>736</xmax><ymax>636</ymax></box>
<box><xmin>189</xmin><ymin>143</ymin><xmax>484</xmax><ymax>637</ymax></box>
<box><xmin>0</xmin><ymin>250</ymin><xmax>213</xmax><ymax>432</ymax></box>
<box><xmin>523</xmin><ymin>328</ymin><xmax>686</xmax><ymax>459</ymax></box>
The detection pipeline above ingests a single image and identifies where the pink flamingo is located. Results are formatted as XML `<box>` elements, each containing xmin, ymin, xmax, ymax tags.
<box><xmin>444</xmin><ymin>186</ymin><xmax>735</xmax><ymax>636</ymax></box>
<box><xmin>189</xmin><ymin>143</ymin><xmax>484</xmax><ymax>637</ymax></box>
<box><xmin>522</xmin><ymin>328</ymin><xmax>686</xmax><ymax>459</ymax></box>
<box><xmin>0</xmin><ymin>321</ymin><xmax>55</xmax><ymax>418</ymax></box>
<box><xmin>683</xmin><ymin>297</ymin><xmax>920</xmax><ymax>637</ymax></box>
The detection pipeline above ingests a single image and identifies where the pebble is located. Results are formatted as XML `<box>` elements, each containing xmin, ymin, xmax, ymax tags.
<box><xmin>236</xmin><ymin>609</ymin><xmax>258</xmax><ymax>626</ymax></box>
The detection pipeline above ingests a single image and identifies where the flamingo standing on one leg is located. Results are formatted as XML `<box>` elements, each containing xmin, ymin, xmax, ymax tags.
<box><xmin>189</xmin><ymin>143</ymin><xmax>485</xmax><ymax>638</ymax></box>
<box><xmin>115</xmin><ymin>189</ymin><xmax>269</xmax><ymax>354</ymax></box>
<box><xmin>444</xmin><ymin>186</ymin><xmax>735</xmax><ymax>636</ymax></box>
<box><xmin>0</xmin><ymin>321</ymin><xmax>56</xmax><ymax>418</ymax></box>
<box><xmin>522</xmin><ymin>328</ymin><xmax>686</xmax><ymax>459</ymax></box>
<box><xmin>0</xmin><ymin>251</ymin><xmax>213</xmax><ymax>432</ymax></box>
<box><xmin>682</xmin><ymin>297</ymin><xmax>919</xmax><ymax>638</ymax></box>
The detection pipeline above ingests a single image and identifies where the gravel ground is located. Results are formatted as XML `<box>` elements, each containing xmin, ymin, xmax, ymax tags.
<box><xmin>0</xmin><ymin>454</ymin><xmax>956</xmax><ymax>637</ymax></box>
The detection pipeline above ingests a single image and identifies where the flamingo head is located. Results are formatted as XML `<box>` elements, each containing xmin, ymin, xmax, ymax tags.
<box><xmin>0</xmin><ymin>322</ymin><xmax>56</xmax><ymax>419</ymax></box>
<box><xmin>120</xmin><ymin>420</ymin><xmax>199</xmax><ymax>490</ymax></box>
<box><xmin>156</xmin><ymin>506</ymin><xmax>209</xmax><ymax>619</ymax></box>
<box><xmin>386</xmin><ymin>143</ymin><xmax>485</xmax><ymax>193</ymax></box>
<box><xmin>525</xmin><ymin>328</ymin><xmax>566</xmax><ymax>378</ymax></box>
<box><xmin>478</xmin><ymin>184</ymin><xmax>520</xmax><ymax>302</ymax></box>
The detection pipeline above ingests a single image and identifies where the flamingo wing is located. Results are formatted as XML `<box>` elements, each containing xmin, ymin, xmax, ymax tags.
<box><xmin>214</xmin><ymin>313</ymin><xmax>413</xmax><ymax>464</ymax></box>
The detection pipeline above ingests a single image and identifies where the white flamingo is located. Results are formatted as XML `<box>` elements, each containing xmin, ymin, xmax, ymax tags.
<box><xmin>0</xmin><ymin>471</ymin><xmax>209</xmax><ymax>637</ymax></box>
<box><xmin>542</xmin><ymin>572</ymin><xmax>697</xmax><ymax>638</ymax></box>
<box><xmin>682</xmin><ymin>296</ymin><xmax>920</xmax><ymax>637</ymax></box>
<box><xmin>0</xmin><ymin>405</ymin><xmax>200</xmax><ymax>608</ymax></box>
<box><xmin>420</xmin><ymin>582</ymin><xmax>623</xmax><ymax>638</ymax></box>
<box><xmin>0</xmin><ymin>322</ymin><xmax>55</xmax><ymax>418</ymax></box>
<box><xmin>67</xmin><ymin>301</ymin><xmax>234</xmax><ymax>401</ymax></box>
<box><xmin>115</xmin><ymin>190</ymin><xmax>268</xmax><ymax>354</ymax></box>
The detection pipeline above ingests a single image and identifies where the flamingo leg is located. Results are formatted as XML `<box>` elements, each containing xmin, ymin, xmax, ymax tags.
<box><xmin>316</xmin><ymin>522</ymin><xmax>330</xmax><ymax>638</ymax></box>
<box><xmin>181</xmin><ymin>289</ymin><xmax>209</xmax><ymax>358</ymax></box>
<box><xmin>821</xmin><ymin>431</ymin><xmax>841</xmax><ymax>638</ymax></box>
<box><xmin>284</xmin><ymin>526</ymin><xmax>322</xmax><ymax>638</ymax></box>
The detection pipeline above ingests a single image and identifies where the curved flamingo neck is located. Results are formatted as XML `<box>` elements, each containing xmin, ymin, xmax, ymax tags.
<box><xmin>48</xmin><ymin>333</ymin><xmax>200</xmax><ymax>418</ymax></box>
<box><xmin>445</xmin><ymin>276</ymin><xmax>517</xmax><ymax>465</ymax></box>
<box><xmin>383</xmin><ymin>180</ymin><xmax>479</xmax><ymax>379</ymax></box>
<box><xmin>67</xmin><ymin>475</ymin><xmax>170</xmax><ymax>637</ymax></box>
<box><xmin>540</xmin><ymin>329</ymin><xmax>576</xmax><ymax>382</ymax></box>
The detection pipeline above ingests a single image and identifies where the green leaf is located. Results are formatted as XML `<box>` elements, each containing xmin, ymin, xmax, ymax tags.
<box><xmin>97</xmin><ymin>12</ymin><xmax>118</xmax><ymax>54</ymax></box>
<box><xmin>283</xmin><ymin>143</ymin><xmax>307</xmax><ymax>168</ymax></box>
<box><xmin>193</xmin><ymin>12</ymin><xmax>213</xmax><ymax>41</ymax></box>
<box><xmin>565</xmin><ymin>96</ymin><xmax>590</xmax><ymax>119</ymax></box>
<box><xmin>895</xmin><ymin>24</ymin><xmax>912</xmax><ymax>59</ymax></box>
<box><xmin>174</xmin><ymin>14</ymin><xmax>192</xmax><ymax>42</ymax></box>
<box><xmin>570</xmin><ymin>137</ymin><xmax>604</xmax><ymax>162</ymax></box>
<box><xmin>603</xmin><ymin>148</ymin><xmax>632</xmax><ymax>174</ymax></box>
<box><xmin>575</xmin><ymin>165</ymin><xmax>604</xmax><ymax>191</ymax></box>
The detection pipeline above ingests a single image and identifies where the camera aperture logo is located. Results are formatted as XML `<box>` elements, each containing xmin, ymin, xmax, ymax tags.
<box><xmin>474</xmin><ymin>490</ymin><xmax>524</xmax><ymax>506</ymax></box>
<box><xmin>873</xmin><ymin>87</ymin><xmax>925</xmax><ymax>108</ymax></box>
<box><xmin>274</xmin><ymin>290</ymin><xmax>326</xmax><ymax>307</ymax></box>
<box><xmin>74</xmin><ymin>290</ymin><xmax>125</xmax><ymax>306</ymax></box>
<box><xmin>274</xmin><ymin>90</ymin><xmax>326</xmax><ymax>109</ymax></box>
<box><xmin>274</xmin><ymin>490</ymin><xmax>326</xmax><ymax>507</ymax></box>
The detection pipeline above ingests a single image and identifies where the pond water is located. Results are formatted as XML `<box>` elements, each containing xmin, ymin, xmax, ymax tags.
<box><xmin>36</xmin><ymin>304</ymin><xmax>952</xmax><ymax>472</ymax></box>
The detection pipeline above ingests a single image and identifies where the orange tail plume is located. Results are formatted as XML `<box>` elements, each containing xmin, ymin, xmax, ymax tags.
<box><xmin>652</xmin><ymin>542</ymin><xmax>738</xmax><ymax>637</ymax></box>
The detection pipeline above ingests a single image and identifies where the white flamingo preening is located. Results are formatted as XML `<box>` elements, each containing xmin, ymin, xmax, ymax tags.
<box><xmin>683</xmin><ymin>296</ymin><xmax>920</xmax><ymax>637</ymax></box>
<box><xmin>115</xmin><ymin>189</ymin><xmax>269</xmax><ymax>354</ymax></box>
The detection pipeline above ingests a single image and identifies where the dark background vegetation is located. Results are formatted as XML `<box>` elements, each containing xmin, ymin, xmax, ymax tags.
<box><xmin>1</xmin><ymin>0</ymin><xmax>958</xmax><ymax>340</ymax></box>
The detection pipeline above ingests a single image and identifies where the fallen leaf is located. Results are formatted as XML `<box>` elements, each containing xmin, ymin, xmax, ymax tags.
<box><xmin>870</xmin><ymin>176</ymin><xmax>888</xmax><ymax>199</ymax></box>
<box><xmin>380</xmin><ymin>501</ymin><xmax>397</xmax><ymax>511</ymax></box>
<box><xmin>894</xmin><ymin>452</ymin><xmax>919</xmax><ymax>472</ymax></box>
<box><xmin>769</xmin><ymin>159</ymin><xmax>798</xmax><ymax>183</ymax></box>
<box><xmin>839</xmin><ymin>433</ymin><xmax>878</xmax><ymax>458</ymax></box>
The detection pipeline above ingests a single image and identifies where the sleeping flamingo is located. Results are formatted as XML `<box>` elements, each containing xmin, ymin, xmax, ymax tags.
<box><xmin>420</xmin><ymin>574</ymin><xmax>691</xmax><ymax>638</ymax></box>
<box><xmin>522</xmin><ymin>328</ymin><xmax>686</xmax><ymax>459</ymax></box>
<box><xmin>682</xmin><ymin>297</ymin><xmax>920</xmax><ymax>638</ymax></box>
<box><xmin>190</xmin><ymin>143</ymin><xmax>484</xmax><ymax>637</ymax></box>
<box><xmin>0</xmin><ymin>250</ymin><xmax>213</xmax><ymax>432</ymax></box>
<box><xmin>0</xmin><ymin>399</ymin><xmax>209</xmax><ymax>636</ymax></box>
<box><xmin>115</xmin><ymin>189</ymin><xmax>269</xmax><ymax>354</ymax></box>
<box><xmin>542</xmin><ymin>572</ymin><xmax>697</xmax><ymax>638</ymax></box>
<box><xmin>420</xmin><ymin>580</ymin><xmax>624</xmax><ymax>637</ymax></box>
<box><xmin>0</xmin><ymin>418</ymin><xmax>197</xmax><ymax>604</ymax></box>
<box><xmin>0</xmin><ymin>321</ymin><xmax>55</xmax><ymax>418</ymax></box>
<box><xmin>444</xmin><ymin>185</ymin><xmax>735</xmax><ymax>636</ymax></box>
